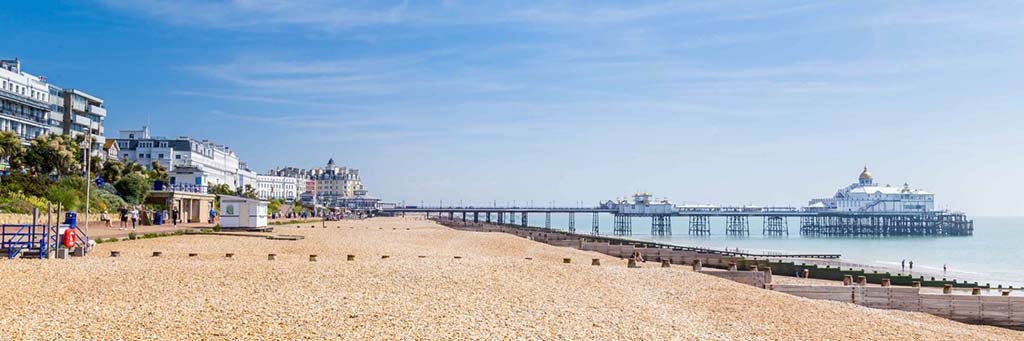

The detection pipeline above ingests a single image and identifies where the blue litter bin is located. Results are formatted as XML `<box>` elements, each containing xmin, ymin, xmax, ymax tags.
<box><xmin>64</xmin><ymin>212</ymin><xmax>77</xmax><ymax>226</ymax></box>
<box><xmin>154</xmin><ymin>211</ymin><xmax>164</xmax><ymax>225</ymax></box>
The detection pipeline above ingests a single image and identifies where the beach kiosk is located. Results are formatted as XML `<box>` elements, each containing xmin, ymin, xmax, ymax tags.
<box><xmin>219</xmin><ymin>195</ymin><xmax>269</xmax><ymax>230</ymax></box>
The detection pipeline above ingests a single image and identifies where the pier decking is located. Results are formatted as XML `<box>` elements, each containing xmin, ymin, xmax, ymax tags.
<box><xmin>382</xmin><ymin>205</ymin><xmax>974</xmax><ymax>237</ymax></box>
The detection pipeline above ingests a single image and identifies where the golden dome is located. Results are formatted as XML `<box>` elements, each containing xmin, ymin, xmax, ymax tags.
<box><xmin>859</xmin><ymin>166</ymin><xmax>873</xmax><ymax>181</ymax></box>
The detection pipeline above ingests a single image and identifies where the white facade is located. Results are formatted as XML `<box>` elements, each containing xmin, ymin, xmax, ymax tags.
<box><xmin>808</xmin><ymin>167</ymin><xmax>934</xmax><ymax>212</ymax></box>
<box><xmin>266</xmin><ymin>158</ymin><xmax>364</xmax><ymax>207</ymax></box>
<box><xmin>256</xmin><ymin>174</ymin><xmax>303</xmax><ymax>200</ymax></box>
<box><xmin>114</xmin><ymin>126</ymin><xmax>244</xmax><ymax>190</ymax></box>
<box><xmin>0</xmin><ymin>59</ymin><xmax>56</xmax><ymax>142</ymax></box>
<box><xmin>601</xmin><ymin>192</ymin><xmax>676</xmax><ymax>215</ymax></box>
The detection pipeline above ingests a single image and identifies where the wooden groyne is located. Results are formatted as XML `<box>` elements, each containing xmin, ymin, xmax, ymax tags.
<box><xmin>434</xmin><ymin>218</ymin><xmax>1022</xmax><ymax>330</ymax></box>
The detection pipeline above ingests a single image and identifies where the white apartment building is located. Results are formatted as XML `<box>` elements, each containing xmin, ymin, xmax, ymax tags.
<box><xmin>255</xmin><ymin>174</ymin><xmax>303</xmax><ymax>201</ymax></box>
<box><xmin>0</xmin><ymin>58</ymin><xmax>108</xmax><ymax>155</ymax></box>
<box><xmin>113</xmin><ymin>126</ymin><xmax>244</xmax><ymax>191</ymax></box>
<box><xmin>0</xmin><ymin>59</ymin><xmax>56</xmax><ymax>142</ymax></box>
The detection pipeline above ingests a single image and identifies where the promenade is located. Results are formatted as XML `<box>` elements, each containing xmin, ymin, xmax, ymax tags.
<box><xmin>0</xmin><ymin>217</ymin><xmax>1018</xmax><ymax>339</ymax></box>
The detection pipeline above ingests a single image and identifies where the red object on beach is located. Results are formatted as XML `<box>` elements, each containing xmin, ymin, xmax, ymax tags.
<box><xmin>63</xmin><ymin>229</ymin><xmax>76</xmax><ymax>248</ymax></box>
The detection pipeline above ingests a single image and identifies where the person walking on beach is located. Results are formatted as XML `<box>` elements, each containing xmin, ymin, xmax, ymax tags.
<box><xmin>909</xmin><ymin>260</ymin><xmax>914</xmax><ymax>271</ymax></box>
<box><xmin>119</xmin><ymin>207</ymin><xmax>128</xmax><ymax>230</ymax></box>
<box><xmin>901</xmin><ymin>259</ymin><xmax>906</xmax><ymax>271</ymax></box>
<box><xmin>631</xmin><ymin>251</ymin><xmax>645</xmax><ymax>263</ymax></box>
<box><xmin>130</xmin><ymin>207</ymin><xmax>139</xmax><ymax>231</ymax></box>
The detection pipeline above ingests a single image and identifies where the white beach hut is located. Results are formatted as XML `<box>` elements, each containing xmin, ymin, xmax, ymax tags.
<box><xmin>219</xmin><ymin>195</ymin><xmax>268</xmax><ymax>229</ymax></box>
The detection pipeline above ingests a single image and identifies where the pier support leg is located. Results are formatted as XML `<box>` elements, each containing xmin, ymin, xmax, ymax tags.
<box><xmin>613</xmin><ymin>215</ymin><xmax>632</xmax><ymax>236</ymax></box>
<box><xmin>763</xmin><ymin>216</ymin><xmax>788</xmax><ymax>235</ymax></box>
<box><xmin>545</xmin><ymin>212</ymin><xmax>551</xmax><ymax>229</ymax></box>
<box><xmin>486</xmin><ymin>212</ymin><xmax>491</xmax><ymax>223</ymax></box>
<box><xmin>568</xmin><ymin>213</ymin><xmax>575</xmax><ymax>233</ymax></box>
<box><xmin>726</xmin><ymin>216</ymin><xmax>750</xmax><ymax>235</ymax></box>
<box><xmin>473</xmin><ymin>212</ymin><xmax>479</xmax><ymax>223</ymax></box>
<box><xmin>521</xmin><ymin>213</ymin><xmax>527</xmax><ymax>227</ymax></box>
<box><xmin>688</xmin><ymin>216</ymin><xmax>710</xmax><ymax>235</ymax></box>
<box><xmin>591</xmin><ymin>212</ymin><xmax>599</xmax><ymax>235</ymax></box>
<box><xmin>651</xmin><ymin>215</ymin><xmax>672</xmax><ymax>236</ymax></box>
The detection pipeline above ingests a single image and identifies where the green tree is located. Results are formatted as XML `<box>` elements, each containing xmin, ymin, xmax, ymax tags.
<box><xmin>101</xmin><ymin>159</ymin><xmax>125</xmax><ymax>184</ymax></box>
<box><xmin>268</xmin><ymin>198</ymin><xmax>283</xmax><ymax>213</ymax></box>
<box><xmin>0</xmin><ymin>131</ymin><xmax>23</xmax><ymax>166</ymax></box>
<box><xmin>114</xmin><ymin>172</ymin><xmax>151</xmax><ymax>205</ymax></box>
<box><xmin>122</xmin><ymin>161</ymin><xmax>146</xmax><ymax>176</ymax></box>
<box><xmin>23</xmin><ymin>134</ymin><xmax>80</xmax><ymax>178</ymax></box>
<box><xmin>147</xmin><ymin>160</ymin><xmax>169</xmax><ymax>183</ymax></box>
<box><xmin>238</xmin><ymin>184</ymin><xmax>257</xmax><ymax>199</ymax></box>
<box><xmin>209</xmin><ymin>184</ymin><xmax>232</xmax><ymax>196</ymax></box>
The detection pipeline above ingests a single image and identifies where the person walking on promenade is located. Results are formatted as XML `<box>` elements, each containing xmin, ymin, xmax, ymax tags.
<box><xmin>172</xmin><ymin>207</ymin><xmax>179</xmax><ymax>226</ymax></box>
<box><xmin>943</xmin><ymin>264</ymin><xmax>947</xmax><ymax>273</ymax></box>
<box><xmin>130</xmin><ymin>206</ymin><xmax>139</xmax><ymax>231</ymax></box>
<box><xmin>119</xmin><ymin>207</ymin><xmax>128</xmax><ymax>230</ymax></box>
<box><xmin>209</xmin><ymin>207</ymin><xmax>216</xmax><ymax>224</ymax></box>
<box><xmin>901</xmin><ymin>259</ymin><xmax>906</xmax><ymax>271</ymax></box>
<box><xmin>909</xmin><ymin>260</ymin><xmax>914</xmax><ymax>271</ymax></box>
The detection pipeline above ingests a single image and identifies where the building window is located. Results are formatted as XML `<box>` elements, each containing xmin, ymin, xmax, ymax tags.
<box><xmin>175</xmin><ymin>155</ymin><xmax>181</xmax><ymax>159</ymax></box>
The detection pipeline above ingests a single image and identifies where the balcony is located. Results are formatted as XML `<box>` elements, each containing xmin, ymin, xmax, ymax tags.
<box><xmin>87</xmin><ymin>105</ymin><xmax>106</xmax><ymax>117</ymax></box>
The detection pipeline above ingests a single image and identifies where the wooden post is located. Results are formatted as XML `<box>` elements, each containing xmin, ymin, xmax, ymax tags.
<box><xmin>943</xmin><ymin>284</ymin><xmax>953</xmax><ymax>294</ymax></box>
<box><xmin>563</xmin><ymin>258</ymin><xmax>571</xmax><ymax>264</ymax></box>
<box><xmin>1003</xmin><ymin>291</ymin><xmax>1011</xmax><ymax>297</ymax></box>
<box><xmin>912</xmin><ymin>281</ymin><xmax>921</xmax><ymax>288</ymax></box>
<box><xmin>309</xmin><ymin>254</ymin><xmax>318</xmax><ymax>262</ymax></box>
<box><xmin>747</xmin><ymin>265</ymin><xmax>758</xmax><ymax>272</ymax></box>
<box><xmin>692</xmin><ymin>260</ymin><xmax>702</xmax><ymax>271</ymax></box>
<box><xmin>381</xmin><ymin>255</ymin><xmax>390</xmax><ymax>259</ymax></box>
<box><xmin>843</xmin><ymin>275</ymin><xmax>853</xmax><ymax>286</ymax></box>
<box><xmin>591</xmin><ymin>259</ymin><xmax>600</xmax><ymax>266</ymax></box>
<box><xmin>110</xmin><ymin>251</ymin><xmax>120</xmax><ymax>257</ymax></box>
<box><xmin>225</xmin><ymin>253</ymin><xmax>235</xmax><ymax>259</ymax></box>
<box><xmin>880</xmin><ymin>278</ymin><xmax>891</xmax><ymax>287</ymax></box>
<box><xmin>971</xmin><ymin>288</ymin><xmax>981</xmax><ymax>295</ymax></box>
<box><xmin>524</xmin><ymin>257</ymin><xmax>532</xmax><ymax>260</ymax></box>
<box><xmin>268</xmin><ymin>254</ymin><xmax>277</xmax><ymax>261</ymax></box>
<box><xmin>857</xmin><ymin>276</ymin><xmax>867</xmax><ymax>285</ymax></box>
<box><xmin>661</xmin><ymin>259</ymin><xmax>670</xmax><ymax>268</ymax></box>
<box><xmin>764</xmin><ymin>267</ymin><xmax>773</xmax><ymax>284</ymax></box>
<box><xmin>152</xmin><ymin>251</ymin><xmax>162</xmax><ymax>257</ymax></box>
<box><xmin>627</xmin><ymin>259</ymin><xmax>639</xmax><ymax>268</ymax></box>
<box><xmin>728</xmin><ymin>262</ymin><xmax>737</xmax><ymax>271</ymax></box>
<box><xmin>803</xmin><ymin>269</ymin><xmax>810</xmax><ymax>279</ymax></box>
<box><xmin>347</xmin><ymin>255</ymin><xmax>355</xmax><ymax>261</ymax></box>
<box><xmin>189</xmin><ymin>253</ymin><xmax>198</xmax><ymax>257</ymax></box>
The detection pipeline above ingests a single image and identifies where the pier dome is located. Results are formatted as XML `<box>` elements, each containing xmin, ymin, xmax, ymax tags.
<box><xmin>858</xmin><ymin>166</ymin><xmax>873</xmax><ymax>185</ymax></box>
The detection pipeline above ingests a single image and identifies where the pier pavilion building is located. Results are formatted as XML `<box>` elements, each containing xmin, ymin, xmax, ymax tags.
<box><xmin>807</xmin><ymin>166</ymin><xmax>934</xmax><ymax>212</ymax></box>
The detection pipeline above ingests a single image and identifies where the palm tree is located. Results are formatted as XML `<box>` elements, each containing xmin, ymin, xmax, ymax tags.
<box><xmin>0</xmin><ymin>131</ymin><xmax>22</xmax><ymax>184</ymax></box>
<box><xmin>0</xmin><ymin>131</ymin><xmax>22</xmax><ymax>169</ymax></box>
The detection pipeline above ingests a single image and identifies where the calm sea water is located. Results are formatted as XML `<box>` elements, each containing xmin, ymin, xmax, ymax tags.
<box><xmin>518</xmin><ymin>214</ymin><xmax>1024</xmax><ymax>287</ymax></box>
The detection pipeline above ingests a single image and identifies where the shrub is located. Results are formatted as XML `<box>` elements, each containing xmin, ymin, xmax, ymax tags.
<box><xmin>114</xmin><ymin>172</ymin><xmax>151</xmax><ymax>205</ymax></box>
<box><xmin>128</xmin><ymin>231</ymin><xmax>137</xmax><ymax>240</ymax></box>
<box><xmin>212</xmin><ymin>224</ymin><xmax>221</xmax><ymax>232</ymax></box>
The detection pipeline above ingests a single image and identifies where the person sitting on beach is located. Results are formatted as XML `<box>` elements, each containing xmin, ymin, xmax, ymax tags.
<box><xmin>100</xmin><ymin>212</ymin><xmax>111</xmax><ymax>227</ymax></box>
<box><xmin>632</xmin><ymin>251</ymin><xmax>645</xmax><ymax>263</ymax></box>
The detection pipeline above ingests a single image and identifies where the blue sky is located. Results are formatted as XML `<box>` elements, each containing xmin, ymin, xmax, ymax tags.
<box><xmin>4</xmin><ymin>1</ymin><xmax>1024</xmax><ymax>215</ymax></box>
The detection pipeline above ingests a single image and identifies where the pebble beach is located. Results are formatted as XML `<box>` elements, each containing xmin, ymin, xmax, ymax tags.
<box><xmin>0</xmin><ymin>217</ymin><xmax>1020</xmax><ymax>339</ymax></box>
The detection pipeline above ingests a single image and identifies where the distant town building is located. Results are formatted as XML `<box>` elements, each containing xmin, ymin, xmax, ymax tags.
<box><xmin>807</xmin><ymin>166</ymin><xmax>934</xmax><ymax>212</ymax></box>
<box><xmin>113</xmin><ymin>126</ymin><xmax>244</xmax><ymax>191</ymax></box>
<box><xmin>255</xmin><ymin>174</ymin><xmax>303</xmax><ymax>201</ymax></box>
<box><xmin>266</xmin><ymin>158</ymin><xmax>364</xmax><ymax>207</ymax></box>
<box><xmin>0</xmin><ymin>58</ymin><xmax>108</xmax><ymax>157</ymax></box>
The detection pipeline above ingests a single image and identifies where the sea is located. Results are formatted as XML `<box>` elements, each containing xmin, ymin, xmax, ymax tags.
<box><xmin>518</xmin><ymin>214</ymin><xmax>1024</xmax><ymax>288</ymax></box>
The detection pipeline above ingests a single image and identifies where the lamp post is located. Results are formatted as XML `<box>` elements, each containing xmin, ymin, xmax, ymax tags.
<box><xmin>82</xmin><ymin>132</ymin><xmax>91</xmax><ymax>239</ymax></box>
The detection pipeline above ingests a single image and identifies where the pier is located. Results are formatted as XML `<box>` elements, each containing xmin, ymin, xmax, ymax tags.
<box><xmin>381</xmin><ymin>193</ymin><xmax>973</xmax><ymax>237</ymax></box>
